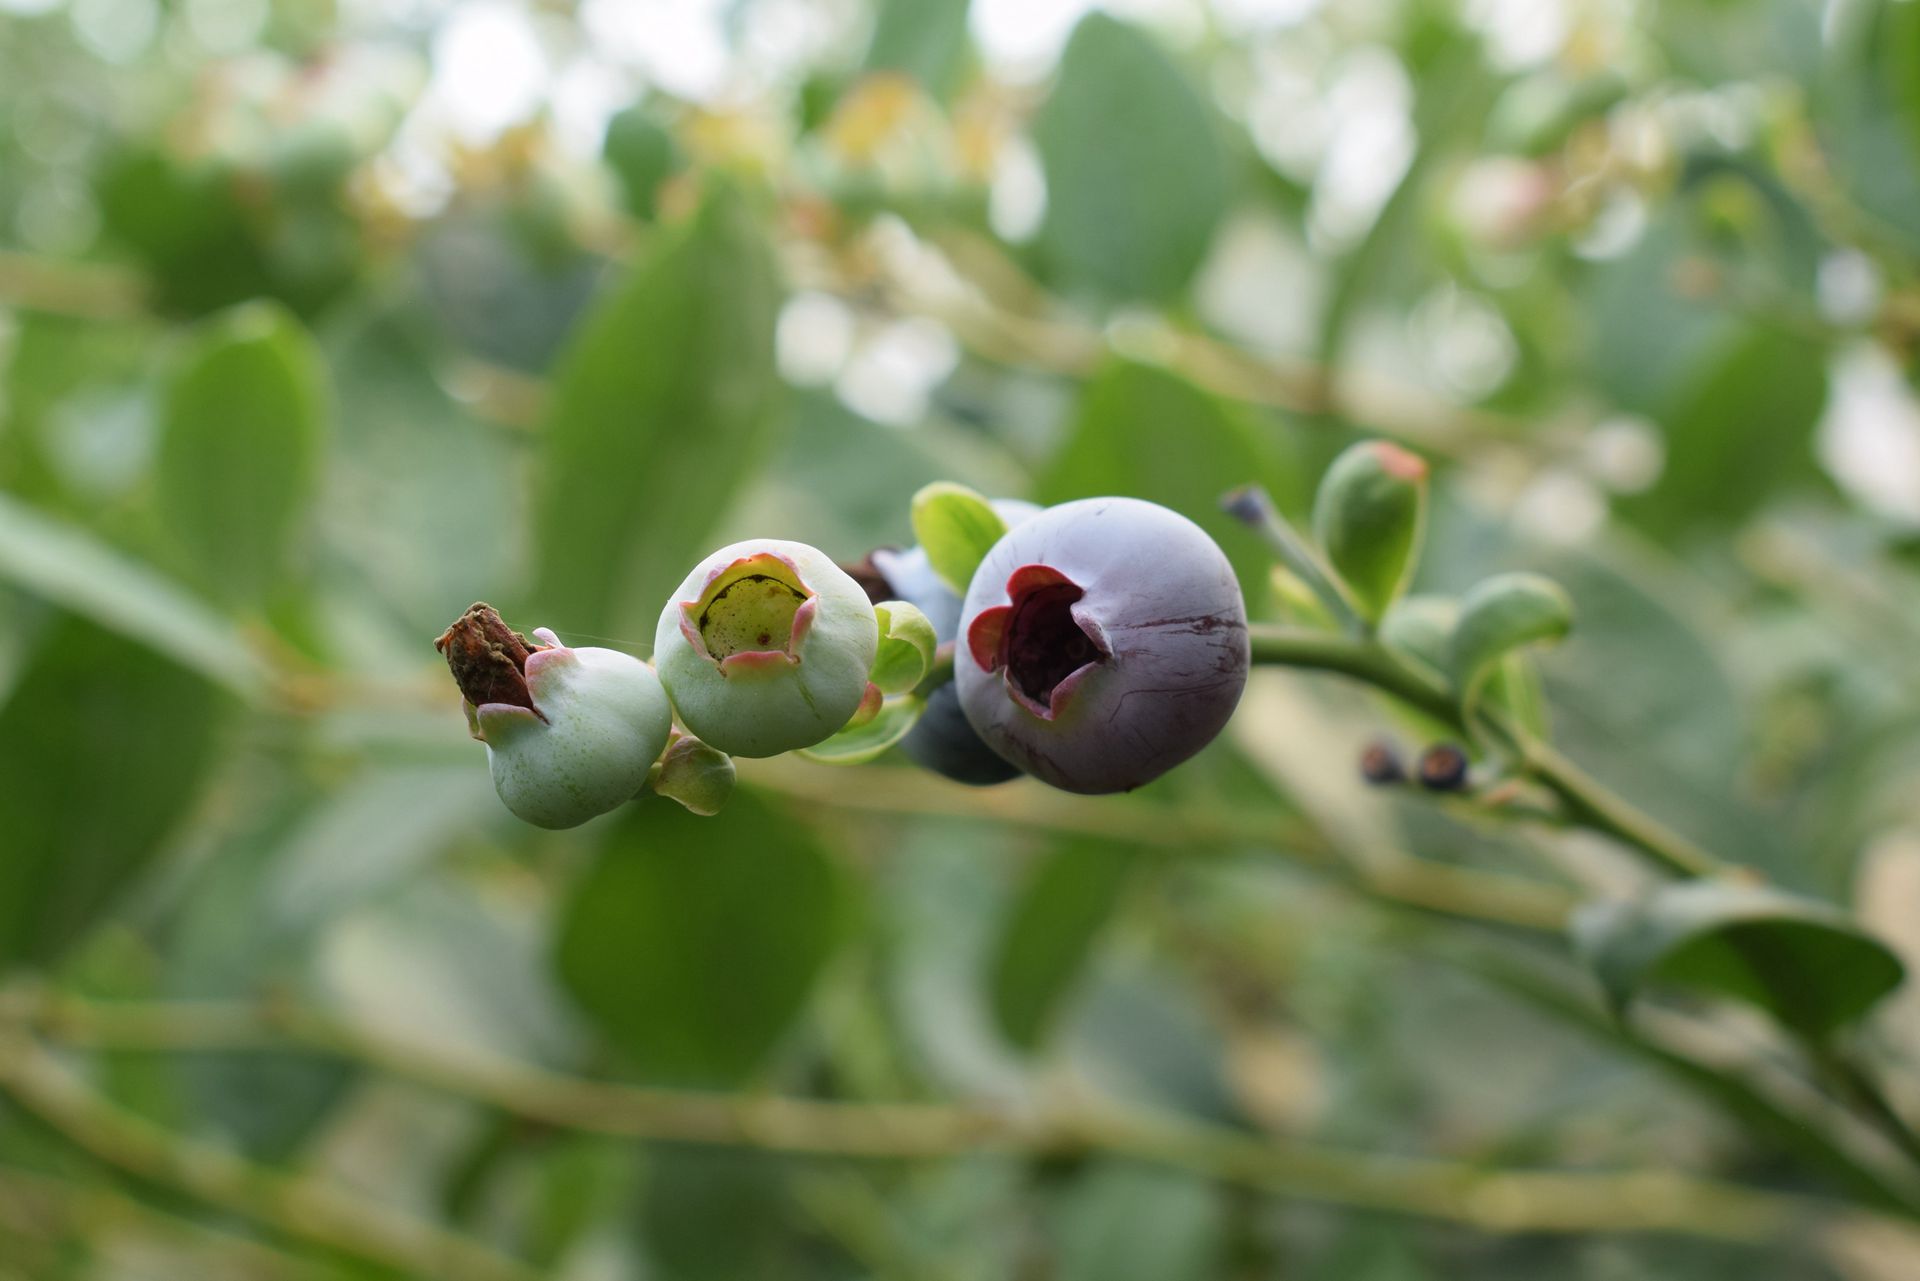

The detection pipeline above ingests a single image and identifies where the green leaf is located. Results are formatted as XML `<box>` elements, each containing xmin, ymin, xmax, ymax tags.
<box><xmin>1470</xmin><ymin>945</ymin><xmax>1920</xmax><ymax>1214</ymax></box>
<box><xmin>93</xmin><ymin>146</ymin><xmax>277</xmax><ymax>317</ymax></box>
<box><xmin>1815</xmin><ymin>0</ymin><xmax>1920</xmax><ymax>255</ymax></box>
<box><xmin>1483</xmin><ymin>652</ymin><xmax>1551</xmax><ymax>741</ymax></box>
<box><xmin>0</xmin><ymin>492</ymin><xmax>268</xmax><ymax>698</ymax></box>
<box><xmin>1377</xmin><ymin>594</ymin><xmax>1457</xmax><ymax>680</ymax></box>
<box><xmin>990</xmin><ymin>840</ymin><xmax>1139</xmax><ymax>1051</ymax></box>
<box><xmin>534</xmin><ymin>185</ymin><xmax>783</xmax><ymax>636</ymax></box>
<box><xmin>648</xmin><ymin>735</ymin><xmax>736</xmax><ymax>817</ymax></box>
<box><xmin>1315</xmin><ymin>22</ymin><xmax>1492</xmax><ymax>380</ymax></box>
<box><xmin>555</xmin><ymin>789</ymin><xmax>849</xmax><ymax>1084</ymax></box>
<box><xmin>1053</xmin><ymin>1163</ymin><xmax>1225</xmax><ymax>1281</ymax></box>
<box><xmin>870</xmin><ymin>599</ymin><xmax>937</xmax><ymax>694</ymax></box>
<box><xmin>797</xmin><ymin>694</ymin><xmax>925</xmax><ymax>764</ymax></box>
<box><xmin>1032</xmin><ymin>14</ymin><xmax>1228</xmax><ymax>303</ymax></box>
<box><xmin>1572</xmin><ymin>881</ymin><xmax>1905</xmax><ymax>1036</ymax></box>
<box><xmin>639</xmin><ymin>1148</ymin><xmax>793</xmax><ymax>1281</ymax></box>
<box><xmin>157</xmin><ymin>302</ymin><xmax>327</xmax><ymax>605</ymax></box>
<box><xmin>864</xmin><ymin>0</ymin><xmax>972</xmax><ymax>97</ymax></box>
<box><xmin>0</xmin><ymin>618</ymin><xmax>224</xmax><ymax>969</ymax></box>
<box><xmin>602</xmin><ymin>108</ymin><xmax>681</xmax><ymax>221</ymax></box>
<box><xmin>1620</xmin><ymin>323</ymin><xmax>1828</xmax><ymax>537</ymax></box>
<box><xmin>1447</xmin><ymin>572</ymin><xmax>1572</xmax><ymax>711</ymax></box>
<box><xmin>1040</xmin><ymin>360</ymin><xmax>1290</xmax><ymax>608</ymax></box>
<box><xmin>909</xmin><ymin>481</ymin><xmax>1007</xmax><ymax>596</ymax></box>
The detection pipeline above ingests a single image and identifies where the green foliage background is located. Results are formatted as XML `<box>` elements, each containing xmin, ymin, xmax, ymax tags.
<box><xmin>4</xmin><ymin>0</ymin><xmax>1920</xmax><ymax>1276</ymax></box>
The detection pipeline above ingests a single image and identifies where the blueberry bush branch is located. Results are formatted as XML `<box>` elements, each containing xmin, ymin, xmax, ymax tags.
<box><xmin>1</xmin><ymin>988</ymin><xmax>1883</xmax><ymax>1246</ymax></box>
<box><xmin>1241</xmin><ymin>620</ymin><xmax>1721</xmax><ymax>879</ymax></box>
<box><xmin>423</xmin><ymin>439</ymin><xmax>1918</xmax><ymax>1238</ymax></box>
<box><xmin>0</xmin><ymin>1018</ymin><xmax>543</xmax><ymax>1281</ymax></box>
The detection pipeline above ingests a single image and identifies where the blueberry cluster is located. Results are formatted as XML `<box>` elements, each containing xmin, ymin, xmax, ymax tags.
<box><xmin>437</xmin><ymin>494</ymin><xmax>1252</xmax><ymax>827</ymax></box>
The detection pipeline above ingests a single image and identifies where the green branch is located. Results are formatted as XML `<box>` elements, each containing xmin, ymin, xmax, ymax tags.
<box><xmin>0</xmin><ymin>1023</ymin><xmax>543</xmax><ymax>1281</ymax></box>
<box><xmin>8</xmin><ymin>991</ymin><xmax>1870</xmax><ymax>1245</ymax></box>
<box><xmin>1248</xmin><ymin>625</ymin><xmax>1723</xmax><ymax>879</ymax></box>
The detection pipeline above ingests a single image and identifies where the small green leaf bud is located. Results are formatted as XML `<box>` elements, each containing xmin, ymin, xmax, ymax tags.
<box><xmin>1447</xmin><ymin>572</ymin><xmax>1573</xmax><ymax>711</ymax></box>
<box><xmin>647</xmin><ymin>734</ymin><xmax>736</xmax><ymax>817</ymax></box>
<box><xmin>1312</xmin><ymin>441</ymin><xmax>1430</xmax><ymax>624</ymax></box>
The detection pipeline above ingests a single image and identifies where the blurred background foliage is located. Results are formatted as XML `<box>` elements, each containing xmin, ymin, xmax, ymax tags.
<box><xmin>5</xmin><ymin>0</ymin><xmax>1920</xmax><ymax>1276</ymax></box>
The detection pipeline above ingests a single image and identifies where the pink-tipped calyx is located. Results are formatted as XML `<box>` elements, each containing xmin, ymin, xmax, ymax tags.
<box><xmin>677</xmin><ymin>552</ymin><xmax>820</xmax><ymax>675</ymax></box>
<box><xmin>966</xmin><ymin>564</ymin><xmax>1109</xmax><ymax>720</ymax></box>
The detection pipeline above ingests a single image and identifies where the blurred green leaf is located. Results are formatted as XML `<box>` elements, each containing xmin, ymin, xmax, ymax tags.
<box><xmin>798</xmin><ymin>693</ymin><xmax>925</xmax><ymax>764</ymax></box>
<box><xmin>1041</xmin><ymin>361</ymin><xmax>1287</xmax><ymax>608</ymax></box>
<box><xmin>166</xmin><ymin>828</ymin><xmax>355</xmax><ymax>1161</ymax></box>
<box><xmin>1447</xmin><ymin>571</ymin><xmax>1572</xmax><ymax>711</ymax></box>
<box><xmin>94</xmin><ymin>146</ymin><xmax>277</xmax><ymax>316</ymax></box>
<box><xmin>1052</xmin><ymin>1162</ymin><xmax>1225</xmax><ymax>1281</ymax></box>
<box><xmin>864</xmin><ymin>0</ymin><xmax>972</xmax><ymax>97</ymax></box>
<box><xmin>0</xmin><ymin>492</ymin><xmax>267</xmax><ymax>697</ymax></box>
<box><xmin>94</xmin><ymin>144</ymin><xmax>355</xmax><ymax>316</ymax></box>
<box><xmin>555</xmin><ymin>789</ymin><xmax>849</xmax><ymax>1084</ymax></box>
<box><xmin>1316</xmin><ymin>21</ymin><xmax>1491</xmax><ymax>382</ymax></box>
<box><xmin>910</xmin><ymin>480</ymin><xmax>1007</xmax><ymax>596</ymax></box>
<box><xmin>157</xmin><ymin>302</ymin><xmax>327</xmax><ymax>605</ymax></box>
<box><xmin>534</xmin><ymin>185</ymin><xmax>782</xmax><ymax>636</ymax></box>
<box><xmin>1621</xmin><ymin>324</ymin><xmax>1829</xmax><ymax>537</ymax></box>
<box><xmin>1032</xmin><ymin>14</ymin><xmax>1228</xmax><ymax>303</ymax></box>
<box><xmin>322</xmin><ymin>305</ymin><xmax>522</xmax><ymax>635</ymax></box>
<box><xmin>639</xmin><ymin>1148</ymin><xmax>793</xmax><ymax>1281</ymax></box>
<box><xmin>603</xmin><ymin>108</ymin><xmax>682</xmax><ymax>222</ymax></box>
<box><xmin>0</xmin><ymin>618</ymin><xmax>223</xmax><ymax>969</ymax></box>
<box><xmin>870</xmin><ymin>599</ymin><xmax>937</xmax><ymax>694</ymax></box>
<box><xmin>990</xmin><ymin>839</ymin><xmax>1139</xmax><ymax>1051</ymax></box>
<box><xmin>1473</xmin><ymin>946</ymin><xmax>1920</xmax><ymax>1213</ymax></box>
<box><xmin>1572</xmin><ymin>881</ymin><xmax>1904</xmax><ymax>1035</ymax></box>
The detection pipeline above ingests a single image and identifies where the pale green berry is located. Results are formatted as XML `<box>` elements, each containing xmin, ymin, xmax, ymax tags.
<box><xmin>438</xmin><ymin>605</ymin><xmax>672</xmax><ymax>829</ymax></box>
<box><xmin>654</xmin><ymin>539</ymin><xmax>879</xmax><ymax>757</ymax></box>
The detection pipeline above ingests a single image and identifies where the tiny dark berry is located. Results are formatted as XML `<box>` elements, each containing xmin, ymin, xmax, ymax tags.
<box><xmin>1359</xmin><ymin>740</ymin><xmax>1405</xmax><ymax>785</ymax></box>
<box><xmin>1416</xmin><ymin>743</ymin><xmax>1471</xmax><ymax>792</ymax></box>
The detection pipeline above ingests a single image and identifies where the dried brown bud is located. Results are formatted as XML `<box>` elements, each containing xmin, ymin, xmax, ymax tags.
<box><xmin>838</xmin><ymin>552</ymin><xmax>897</xmax><ymax>607</ymax></box>
<box><xmin>1416</xmin><ymin>742</ymin><xmax>1471</xmax><ymax>792</ymax></box>
<box><xmin>1359</xmin><ymin>740</ymin><xmax>1406</xmax><ymax>785</ymax></box>
<box><xmin>434</xmin><ymin>602</ymin><xmax>546</xmax><ymax>714</ymax></box>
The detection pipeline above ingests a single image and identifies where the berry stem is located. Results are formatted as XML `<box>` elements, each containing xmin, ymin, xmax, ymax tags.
<box><xmin>1221</xmin><ymin>486</ymin><xmax>1367</xmax><ymax>635</ymax></box>
<box><xmin>1247</xmin><ymin>625</ymin><xmax>1723</xmax><ymax>879</ymax></box>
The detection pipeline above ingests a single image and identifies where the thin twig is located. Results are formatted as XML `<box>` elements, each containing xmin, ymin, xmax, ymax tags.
<box><xmin>745</xmin><ymin>756</ymin><xmax>1576</xmax><ymax>932</ymax></box>
<box><xmin>0</xmin><ymin>1026</ymin><xmax>545</xmax><ymax>1281</ymax></box>
<box><xmin>1246</xmin><ymin>623</ymin><xmax>1724</xmax><ymax>879</ymax></box>
<box><xmin>0</xmin><ymin>1163</ymin><xmax>333</xmax><ymax>1280</ymax></box>
<box><xmin>0</xmin><ymin>251</ymin><xmax>148</xmax><ymax>322</ymax></box>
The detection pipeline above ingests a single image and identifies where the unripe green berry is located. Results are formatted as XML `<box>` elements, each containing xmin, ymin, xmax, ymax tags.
<box><xmin>654</xmin><ymin>539</ymin><xmax>879</xmax><ymax>757</ymax></box>
<box><xmin>437</xmin><ymin>605</ymin><xmax>673</xmax><ymax>830</ymax></box>
<box><xmin>1313</xmin><ymin>440</ymin><xmax>1429</xmax><ymax>624</ymax></box>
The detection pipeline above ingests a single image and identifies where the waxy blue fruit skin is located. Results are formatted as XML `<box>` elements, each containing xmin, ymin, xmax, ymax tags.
<box><xmin>956</xmin><ymin>497</ymin><xmax>1248</xmax><ymax>794</ymax></box>
<box><xmin>440</xmin><ymin>611</ymin><xmax>674</xmax><ymax>830</ymax></box>
<box><xmin>872</xmin><ymin>500</ymin><xmax>1038</xmax><ymax>785</ymax></box>
<box><xmin>655</xmin><ymin>539</ymin><xmax>879</xmax><ymax>758</ymax></box>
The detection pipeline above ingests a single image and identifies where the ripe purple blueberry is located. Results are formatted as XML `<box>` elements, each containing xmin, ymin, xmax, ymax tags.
<box><xmin>955</xmin><ymin>497</ymin><xmax>1249</xmax><ymax>794</ymax></box>
<box><xmin>654</xmin><ymin>539</ymin><xmax>879</xmax><ymax>757</ymax></box>
<box><xmin>437</xmin><ymin>604</ymin><xmax>674</xmax><ymax>829</ymax></box>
